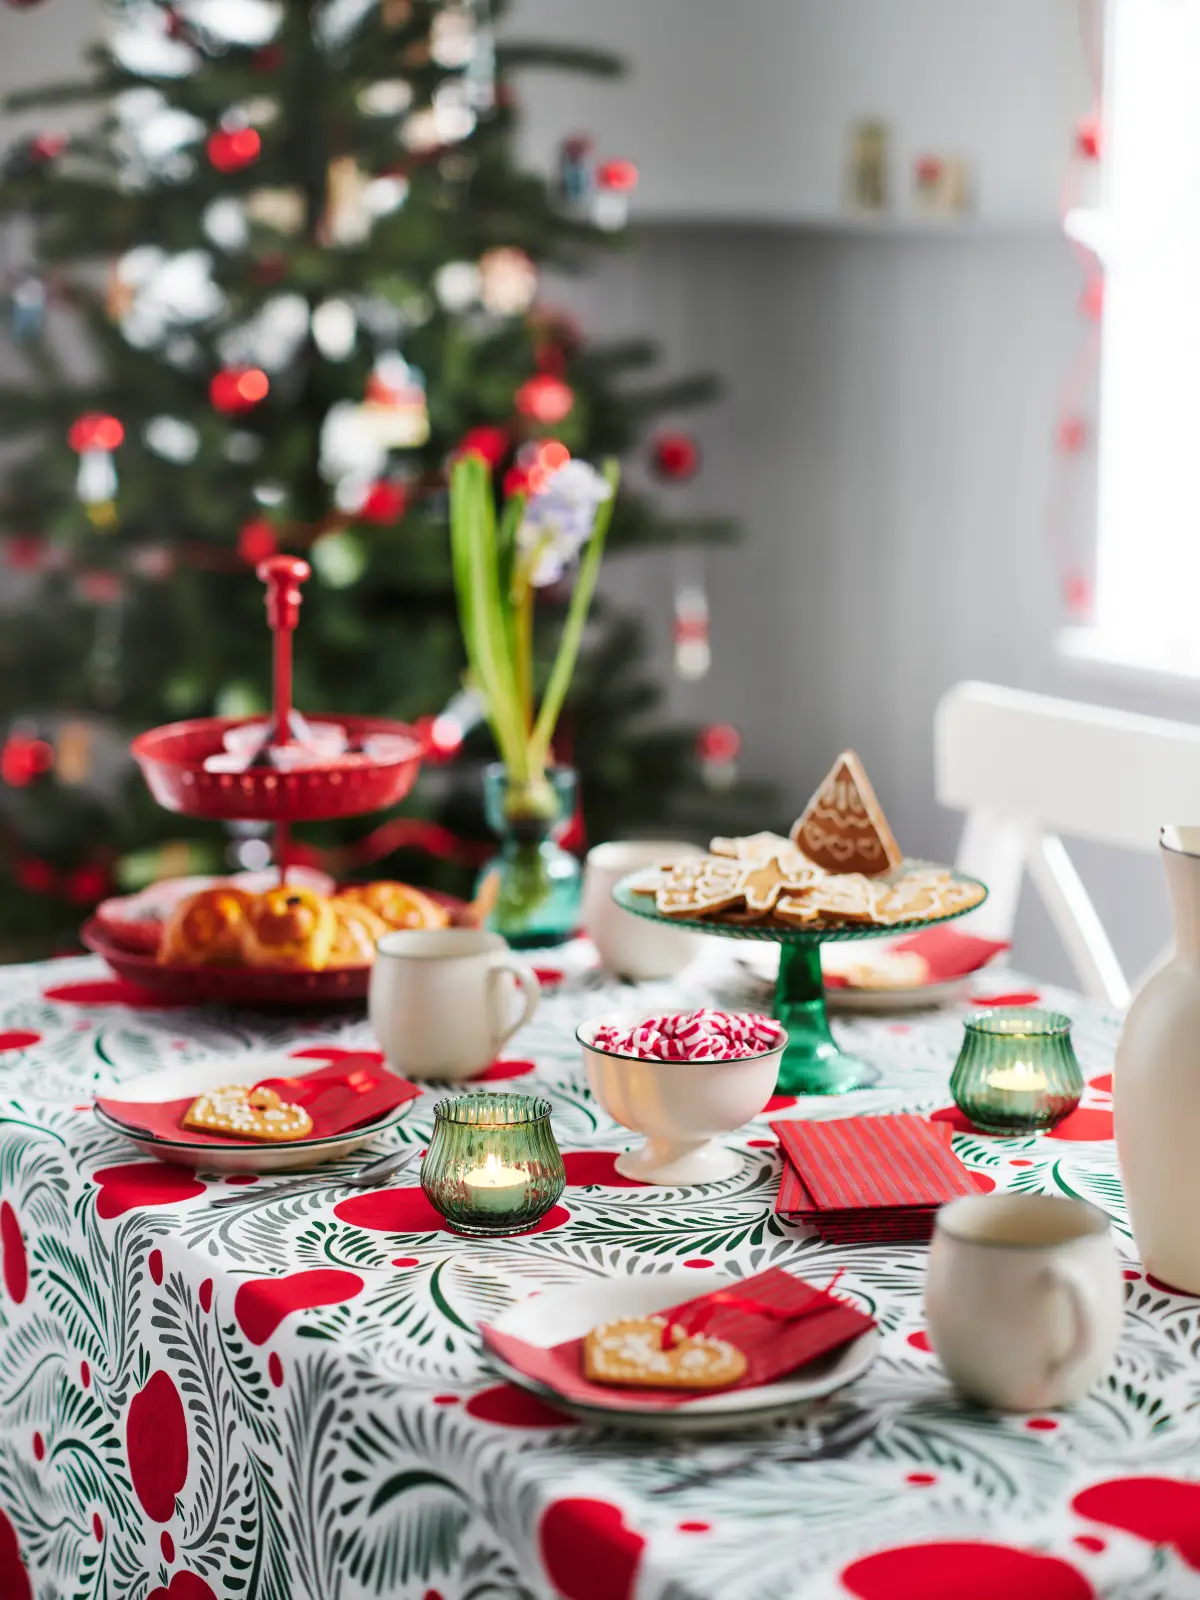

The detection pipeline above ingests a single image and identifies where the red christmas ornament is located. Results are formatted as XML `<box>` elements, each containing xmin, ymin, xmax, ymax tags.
<box><xmin>207</xmin><ymin>128</ymin><xmax>261</xmax><ymax>174</ymax></box>
<box><xmin>1056</xmin><ymin>416</ymin><xmax>1088</xmax><ymax>453</ymax></box>
<box><xmin>1063</xmin><ymin>568</ymin><xmax>1093</xmax><ymax>618</ymax></box>
<box><xmin>251</xmin><ymin>254</ymin><xmax>287</xmax><ymax>286</ymax></box>
<box><xmin>68</xmin><ymin>413</ymin><xmax>124</xmax><ymax>453</ymax></box>
<box><xmin>652</xmin><ymin>431</ymin><xmax>701</xmax><ymax>481</ymax></box>
<box><xmin>595</xmin><ymin>159</ymin><xmax>639</xmax><ymax>192</ymax></box>
<box><xmin>27</xmin><ymin>133</ymin><xmax>67</xmax><ymax>163</ymax></box>
<box><xmin>456</xmin><ymin>425</ymin><xmax>510</xmax><ymax>466</ymax></box>
<box><xmin>5</xmin><ymin>536</ymin><xmax>44</xmax><ymax>571</ymax></box>
<box><xmin>1075</xmin><ymin>115</ymin><xmax>1103</xmax><ymax>161</ymax></box>
<box><xmin>210</xmin><ymin>367</ymin><xmax>269</xmax><ymax>413</ymax></box>
<box><xmin>253</xmin><ymin>44</ymin><xmax>284</xmax><ymax>73</ymax></box>
<box><xmin>76</xmin><ymin>571</ymin><xmax>123</xmax><ymax>605</ymax></box>
<box><xmin>696</xmin><ymin>723</ymin><xmax>741</xmax><ymax>765</ymax></box>
<box><xmin>1</xmin><ymin>736</ymin><xmax>54</xmax><ymax>788</ymax></box>
<box><xmin>514</xmin><ymin>374</ymin><xmax>574</xmax><ymax>425</ymax></box>
<box><xmin>14</xmin><ymin>857</ymin><xmax>56</xmax><ymax>895</ymax></box>
<box><xmin>237</xmin><ymin>519</ymin><xmax>278</xmax><ymax>566</ymax></box>
<box><xmin>360</xmin><ymin>480</ymin><xmax>408</xmax><ymax>524</ymax></box>
<box><xmin>64</xmin><ymin>864</ymin><xmax>110</xmax><ymax>905</ymax></box>
<box><xmin>1080</xmin><ymin>276</ymin><xmax>1105</xmax><ymax>322</ymax></box>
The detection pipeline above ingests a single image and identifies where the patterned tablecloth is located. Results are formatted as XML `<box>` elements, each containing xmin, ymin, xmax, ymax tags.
<box><xmin>0</xmin><ymin>946</ymin><xmax>1196</xmax><ymax>1600</ymax></box>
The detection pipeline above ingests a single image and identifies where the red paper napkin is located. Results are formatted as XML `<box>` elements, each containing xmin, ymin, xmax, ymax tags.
<box><xmin>823</xmin><ymin>925</ymin><xmax>1008</xmax><ymax>989</ymax></box>
<box><xmin>95</xmin><ymin>1058</ymin><xmax>420</xmax><ymax>1147</ymax></box>
<box><xmin>480</xmin><ymin>1267</ymin><xmax>875</xmax><ymax>1411</ymax></box>
<box><xmin>772</xmin><ymin>1113</ymin><xmax>990</xmax><ymax>1241</ymax></box>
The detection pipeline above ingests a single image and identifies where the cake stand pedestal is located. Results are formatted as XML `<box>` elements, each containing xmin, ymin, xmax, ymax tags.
<box><xmin>612</xmin><ymin>875</ymin><xmax>988</xmax><ymax>1095</ymax></box>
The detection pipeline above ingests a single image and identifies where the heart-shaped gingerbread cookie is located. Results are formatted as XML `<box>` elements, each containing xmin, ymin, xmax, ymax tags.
<box><xmin>583</xmin><ymin>1314</ymin><xmax>747</xmax><ymax>1390</ymax></box>
<box><xmin>182</xmin><ymin>1085</ymin><xmax>313</xmax><ymax>1143</ymax></box>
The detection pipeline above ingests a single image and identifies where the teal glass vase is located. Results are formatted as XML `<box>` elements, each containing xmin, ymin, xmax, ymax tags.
<box><xmin>950</xmin><ymin>1009</ymin><xmax>1084</xmax><ymax>1135</ymax></box>
<box><xmin>478</xmin><ymin>763</ymin><xmax>581</xmax><ymax>948</ymax></box>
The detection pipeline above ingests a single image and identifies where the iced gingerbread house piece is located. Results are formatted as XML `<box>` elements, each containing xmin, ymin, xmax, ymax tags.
<box><xmin>790</xmin><ymin>750</ymin><xmax>903</xmax><ymax>878</ymax></box>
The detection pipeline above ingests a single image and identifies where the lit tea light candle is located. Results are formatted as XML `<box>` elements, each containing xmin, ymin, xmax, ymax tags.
<box><xmin>985</xmin><ymin>1062</ymin><xmax>1049</xmax><ymax>1095</ymax></box>
<box><xmin>462</xmin><ymin>1152</ymin><xmax>528</xmax><ymax>1215</ymax></box>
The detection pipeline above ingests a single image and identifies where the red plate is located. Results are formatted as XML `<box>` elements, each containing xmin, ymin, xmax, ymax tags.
<box><xmin>131</xmin><ymin>715</ymin><xmax>426</xmax><ymax>821</ymax></box>
<box><xmin>82</xmin><ymin>919</ymin><xmax>370</xmax><ymax>1006</ymax></box>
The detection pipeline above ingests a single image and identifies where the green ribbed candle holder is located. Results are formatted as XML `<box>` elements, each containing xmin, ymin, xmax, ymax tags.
<box><xmin>950</xmin><ymin>1009</ymin><xmax>1083</xmax><ymax>1135</ymax></box>
<box><xmin>421</xmin><ymin>1092</ymin><xmax>565</xmax><ymax>1237</ymax></box>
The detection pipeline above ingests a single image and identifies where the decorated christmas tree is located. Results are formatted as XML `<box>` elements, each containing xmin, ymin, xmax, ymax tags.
<box><xmin>0</xmin><ymin>0</ymin><xmax>758</xmax><ymax>954</ymax></box>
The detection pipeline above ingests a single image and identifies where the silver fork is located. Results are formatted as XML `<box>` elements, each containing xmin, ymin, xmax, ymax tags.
<box><xmin>648</xmin><ymin>1405</ymin><xmax>883</xmax><ymax>1495</ymax></box>
<box><xmin>209</xmin><ymin>1145</ymin><xmax>418</xmax><ymax>1208</ymax></box>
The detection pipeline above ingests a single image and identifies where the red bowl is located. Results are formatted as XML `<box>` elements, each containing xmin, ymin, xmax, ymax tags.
<box><xmin>82</xmin><ymin>920</ymin><xmax>370</xmax><ymax>1006</ymax></box>
<box><xmin>131</xmin><ymin>715</ymin><xmax>426</xmax><ymax>821</ymax></box>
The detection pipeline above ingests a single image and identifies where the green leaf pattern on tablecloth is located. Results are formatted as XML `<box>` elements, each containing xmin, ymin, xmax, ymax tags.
<box><xmin>0</xmin><ymin>951</ymin><xmax>1193</xmax><ymax>1598</ymax></box>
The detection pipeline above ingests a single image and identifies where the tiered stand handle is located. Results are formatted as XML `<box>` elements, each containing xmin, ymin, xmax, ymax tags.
<box><xmin>611</xmin><ymin>874</ymin><xmax>988</xmax><ymax>1095</ymax></box>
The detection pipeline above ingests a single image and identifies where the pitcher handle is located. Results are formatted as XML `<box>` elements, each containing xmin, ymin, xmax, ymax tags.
<box><xmin>487</xmin><ymin>957</ymin><xmax>539</xmax><ymax>1053</ymax></box>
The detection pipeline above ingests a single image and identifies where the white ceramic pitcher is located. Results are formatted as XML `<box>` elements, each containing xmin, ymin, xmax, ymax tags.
<box><xmin>1114</xmin><ymin>825</ymin><xmax>1200</xmax><ymax>1293</ymax></box>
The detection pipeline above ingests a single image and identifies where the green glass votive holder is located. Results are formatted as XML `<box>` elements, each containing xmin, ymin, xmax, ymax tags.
<box><xmin>420</xmin><ymin>1092</ymin><xmax>566</xmax><ymax>1237</ymax></box>
<box><xmin>950</xmin><ymin>1009</ymin><xmax>1084</xmax><ymax>1135</ymax></box>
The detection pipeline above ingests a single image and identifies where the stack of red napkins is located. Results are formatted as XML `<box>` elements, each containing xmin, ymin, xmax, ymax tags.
<box><xmin>773</xmin><ymin>1113</ymin><xmax>990</xmax><ymax>1242</ymax></box>
<box><xmin>480</xmin><ymin>1267</ymin><xmax>875</xmax><ymax>1412</ymax></box>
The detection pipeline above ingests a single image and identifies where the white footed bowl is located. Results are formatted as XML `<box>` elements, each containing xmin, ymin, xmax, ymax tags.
<box><xmin>577</xmin><ymin>1010</ymin><xmax>785</xmax><ymax>1185</ymax></box>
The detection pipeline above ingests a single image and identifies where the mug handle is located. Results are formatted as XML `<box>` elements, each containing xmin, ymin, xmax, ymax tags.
<box><xmin>487</xmin><ymin>957</ymin><xmax>539</xmax><ymax>1052</ymax></box>
<box><xmin>1038</xmin><ymin>1261</ymin><xmax>1096</xmax><ymax>1387</ymax></box>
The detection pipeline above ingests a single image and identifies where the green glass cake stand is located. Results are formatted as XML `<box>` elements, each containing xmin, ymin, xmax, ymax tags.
<box><xmin>612</xmin><ymin>871</ymin><xmax>989</xmax><ymax>1096</ymax></box>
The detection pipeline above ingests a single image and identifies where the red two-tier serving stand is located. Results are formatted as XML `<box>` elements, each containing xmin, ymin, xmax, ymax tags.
<box><xmin>83</xmin><ymin>557</ymin><xmax>428</xmax><ymax>1004</ymax></box>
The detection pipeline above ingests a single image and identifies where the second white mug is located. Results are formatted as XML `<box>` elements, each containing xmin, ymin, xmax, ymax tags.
<box><xmin>368</xmin><ymin>927</ymin><xmax>539</xmax><ymax>1082</ymax></box>
<box><xmin>582</xmin><ymin>839</ymin><xmax>706</xmax><ymax>980</ymax></box>
<box><xmin>924</xmin><ymin>1192</ymin><xmax>1123</xmax><ymax>1411</ymax></box>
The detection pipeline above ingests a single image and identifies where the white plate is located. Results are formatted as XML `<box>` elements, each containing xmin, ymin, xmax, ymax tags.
<box><xmin>487</xmin><ymin>1269</ymin><xmax>878</xmax><ymax>1435</ymax></box>
<box><xmin>93</xmin><ymin>1052</ymin><xmax>415</xmax><ymax>1174</ymax></box>
<box><xmin>736</xmin><ymin>942</ymin><xmax>978</xmax><ymax>1013</ymax></box>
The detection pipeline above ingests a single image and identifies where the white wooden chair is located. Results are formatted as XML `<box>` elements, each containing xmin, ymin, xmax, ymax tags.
<box><xmin>934</xmin><ymin>681</ymin><xmax>1200</xmax><ymax>1010</ymax></box>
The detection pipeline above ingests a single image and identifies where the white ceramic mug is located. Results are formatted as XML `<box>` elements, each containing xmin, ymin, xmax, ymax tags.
<box><xmin>582</xmin><ymin>840</ymin><xmax>706</xmax><ymax>980</ymax></box>
<box><xmin>924</xmin><ymin>1192</ymin><xmax>1123</xmax><ymax>1411</ymax></box>
<box><xmin>368</xmin><ymin>928</ymin><xmax>539</xmax><ymax>1082</ymax></box>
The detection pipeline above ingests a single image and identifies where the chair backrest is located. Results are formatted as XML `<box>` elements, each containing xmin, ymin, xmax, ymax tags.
<box><xmin>934</xmin><ymin>681</ymin><xmax>1200</xmax><ymax>1008</ymax></box>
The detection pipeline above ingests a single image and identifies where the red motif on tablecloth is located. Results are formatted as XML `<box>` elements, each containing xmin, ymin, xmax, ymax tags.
<box><xmin>1</xmin><ymin>1202</ymin><xmax>28</xmax><ymax>1304</ymax></box>
<box><xmin>1048</xmin><ymin>1108</ymin><xmax>1113</xmax><ymax>1142</ymax></box>
<box><xmin>471</xmin><ymin>1058</ymin><xmax>536</xmax><ymax>1081</ymax></box>
<box><xmin>148</xmin><ymin>1249</ymin><xmax>163</xmax><ymax>1285</ymax></box>
<box><xmin>93</xmin><ymin>1164</ymin><xmax>206</xmax><ymax>1218</ymax></box>
<box><xmin>906</xmin><ymin>1329</ymin><xmax>933</xmax><ymax>1353</ymax></box>
<box><xmin>160</xmin><ymin>1531</ymin><xmax>174</xmax><ymax>1561</ymax></box>
<box><xmin>198</xmin><ymin>1279</ymin><xmax>213</xmax><ymax>1312</ymax></box>
<box><xmin>0</xmin><ymin>1030</ymin><xmax>40</xmax><ymax>1052</ymax></box>
<box><xmin>1072</xmin><ymin>1477</ymin><xmax>1200</xmax><ymax>1568</ymax></box>
<box><xmin>764</xmin><ymin>1094</ymin><xmax>797</xmax><ymax>1113</ymax></box>
<box><xmin>43</xmin><ymin>978</ymin><xmax>184</xmax><ymax>1008</ymax></box>
<box><xmin>538</xmin><ymin>1497</ymin><xmax>645</xmax><ymax>1600</ymax></box>
<box><xmin>334</xmin><ymin>1186</ymin><xmax>569</xmax><ymax>1236</ymax></box>
<box><xmin>1089</xmin><ymin>1074</ymin><xmax>1113</xmax><ymax>1094</ymax></box>
<box><xmin>147</xmin><ymin>1575</ymin><xmax>218</xmax><ymax>1600</ymax></box>
<box><xmin>841</xmin><ymin>1541</ymin><xmax>1093</xmax><ymax>1599</ymax></box>
<box><xmin>233</xmin><ymin>1269</ymin><xmax>365</xmax><ymax>1345</ymax></box>
<box><xmin>0</xmin><ymin>1508</ymin><xmax>31</xmax><ymax>1600</ymax></box>
<box><xmin>464</xmin><ymin>1384</ymin><xmax>575</xmax><ymax>1428</ymax></box>
<box><xmin>127</xmin><ymin>1371</ymin><xmax>189</xmax><ymax>1522</ymax></box>
<box><xmin>562</xmin><ymin>1151</ymin><xmax>647</xmax><ymax>1188</ymax></box>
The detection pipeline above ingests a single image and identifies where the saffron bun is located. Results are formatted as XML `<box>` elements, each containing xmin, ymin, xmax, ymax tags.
<box><xmin>329</xmin><ymin>898</ymin><xmax>390</xmax><ymax>968</ymax></box>
<box><xmin>240</xmin><ymin>886</ymin><xmax>338</xmax><ymax>971</ymax></box>
<box><xmin>336</xmin><ymin>880</ymin><xmax>450</xmax><ymax>932</ymax></box>
<box><xmin>158</xmin><ymin>887</ymin><xmax>256</xmax><ymax>966</ymax></box>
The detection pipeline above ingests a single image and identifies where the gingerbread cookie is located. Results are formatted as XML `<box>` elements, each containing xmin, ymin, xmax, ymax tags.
<box><xmin>875</xmin><ymin>872</ymin><xmax>985</xmax><ymax>926</ymax></box>
<box><xmin>654</xmin><ymin>857</ymin><xmax>746</xmax><ymax>919</ymax></box>
<box><xmin>583</xmin><ymin>1315</ymin><xmax>747</xmax><ymax>1391</ymax></box>
<box><xmin>737</xmin><ymin>854</ymin><xmax>826</xmax><ymax>916</ymax></box>
<box><xmin>791</xmin><ymin>751</ymin><xmax>903</xmax><ymax>878</ymax></box>
<box><xmin>182</xmin><ymin>1085</ymin><xmax>313</xmax><ymax>1142</ymax></box>
<box><xmin>710</xmin><ymin>831</ymin><xmax>806</xmax><ymax>865</ymax></box>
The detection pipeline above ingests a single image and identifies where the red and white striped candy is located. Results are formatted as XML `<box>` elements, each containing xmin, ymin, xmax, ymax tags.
<box><xmin>588</xmin><ymin>1008</ymin><xmax>781</xmax><ymax>1061</ymax></box>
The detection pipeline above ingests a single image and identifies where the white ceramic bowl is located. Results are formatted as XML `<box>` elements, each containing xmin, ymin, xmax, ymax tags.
<box><xmin>577</xmin><ymin>1010</ymin><xmax>785</xmax><ymax>1185</ymax></box>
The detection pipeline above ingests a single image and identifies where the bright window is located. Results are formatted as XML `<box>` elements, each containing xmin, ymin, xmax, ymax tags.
<box><xmin>1091</xmin><ymin>0</ymin><xmax>1200</xmax><ymax>673</ymax></box>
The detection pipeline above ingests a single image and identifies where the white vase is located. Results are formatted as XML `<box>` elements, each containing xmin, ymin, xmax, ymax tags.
<box><xmin>1114</xmin><ymin>825</ymin><xmax>1200</xmax><ymax>1292</ymax></box>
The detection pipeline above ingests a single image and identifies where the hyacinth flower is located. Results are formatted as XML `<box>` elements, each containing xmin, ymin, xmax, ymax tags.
<box><xmin>450</xmin><ymin>450</ymin><xmax>618</xmax><ymax>821</ymax></box>
<box><xmin>451</xmin><ymin>450</ymin><xmax>618</xmax><ymax>936</ymax></box>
